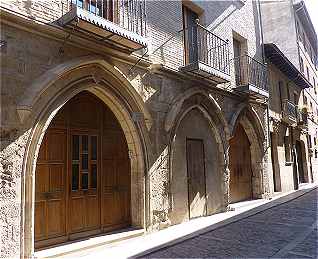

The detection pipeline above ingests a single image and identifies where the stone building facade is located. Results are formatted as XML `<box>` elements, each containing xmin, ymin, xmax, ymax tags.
<box><xmin>261</xmin><ymin>0</ymin><xmax>318</xmax><ymax>186</ymax></box>
<box><xmin>1</xmin><ymin>0</ymin><xmax>313</xmax><ymax>258</ymax></box>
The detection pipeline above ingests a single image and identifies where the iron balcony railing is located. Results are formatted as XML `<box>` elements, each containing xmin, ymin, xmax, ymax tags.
<box><xmin>282</xmin><ymin>99</ymin><xmax>297</xmax><ymax>121</ymax></box>
<box><xmin>233</xmin><ymin>55</ymin><xmax>268</xmax><ymax>92</ymax></box>
<box><xmin>185</xmin><ymin>23</ymin><xmax>230</xmax><ymax>76</ymax></box>
<box><xmin>66</xmin><ymin>0</ymin><xmax>147</xmax><ymax>36</ymax></box>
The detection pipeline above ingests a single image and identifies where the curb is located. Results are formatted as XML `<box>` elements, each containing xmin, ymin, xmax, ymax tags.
<box><xmin>132</xmin><ymin>186</ymin><xmax>317</xmax><ymax>258</ymax></box>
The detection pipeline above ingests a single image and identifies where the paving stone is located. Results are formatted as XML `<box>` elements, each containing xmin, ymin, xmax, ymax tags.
<box><xmin>141</xmin><ymin>189</ymin><xmax>318</xmax><ymax>258</ymax></box>
<box><xmin>288</xmin><ymin>229</ymin><xmax>318</xmax><ymax>258</ymax></box>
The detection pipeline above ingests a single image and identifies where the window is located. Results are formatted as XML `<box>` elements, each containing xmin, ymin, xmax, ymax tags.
<box><xmin>183</xmin><ymin>5</ymin><xmax>199</xmax><ymax>65</ymax></box>
<box><xmin>72</xmin><ymin>0</ymin><xmax>84</xmax><ymax>8</ymax></box>
<box><xmin>233</xmin><ymin>38</ymin><xmax>242</xmax><ymax>85</ymax></box>
<box><xmin>284</xmin><ymin>136</ymin><xmax>292</xmax><ymax>163</ymax></box>
<box><xmin>300</xmin><ymin>57</ymin><xmax>304</xmax><ymax>73</ymax></box>
<box><xmin>72</xmin><ymin>0</ymin><xmax>113</xmax><ymax>20</ymax></box>
<box><xmin>72</xmin><ymin>134</ymin><xmax>98</xmax><ymax>191</ymax></box>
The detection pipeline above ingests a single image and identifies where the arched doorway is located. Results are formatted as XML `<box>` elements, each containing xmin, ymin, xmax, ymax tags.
<box><xmin>295</xmin><ymin>140</ymin><xmax>306</xmax><ymax>183</ymax></box>
<box><xmin>229</xmin><ymin>123</ymin><xmax>252</xmax><ymax>203</ymax></box>
<box><xmin>34</xmin><ymin>91</ymin><xmax>131</xmax><ymax>248</ymax></box>
<box><xmin>170</xmin><ymin>105</ymin><xmax>226</xmax><ymax>225</ymax></box>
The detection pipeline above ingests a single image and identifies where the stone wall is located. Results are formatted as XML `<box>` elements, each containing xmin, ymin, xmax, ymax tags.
<box><xmin>0</xmin><ymin>1</ymin><xmax>269</xmax><ymax>258</ymax></box>
<box><xmin>0</xmin><ymin>130</ymin><xmax>30</xmax><ymax>258</ymax></box>
<box><xmin>261</xmin><ymin>0</ymin><xmax>299</xmax><ymax>69</ymax></box>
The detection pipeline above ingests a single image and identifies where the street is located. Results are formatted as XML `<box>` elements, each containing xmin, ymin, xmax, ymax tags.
<box><xmin>141</xmin><ymin>188</ymin><xmax>318</xmax><ymax>258</ymax></box>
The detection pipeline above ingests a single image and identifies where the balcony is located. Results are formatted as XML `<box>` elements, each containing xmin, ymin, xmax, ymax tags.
<box><xmin>233</xmin><ymin>55</ymin><xmax>269</xmax><ymax>98</ymax></box>
<box><xmin>58</xmin><ymin>0</ymin><xmax>147</xmax><ymax>52</ymax></box>
<box><xmin>281</xmin><ymin>99</ymin><xmax>297</xmax><ymax>125</ymax></box>
<box><xmin>180</xmin><ymin>23</ymin><xmax>231</xmax><ymax>83</ymax></box>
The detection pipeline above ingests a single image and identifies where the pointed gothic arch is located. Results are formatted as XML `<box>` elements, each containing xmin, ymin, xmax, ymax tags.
<box><xmin>20</xmin><ymin>57</ymin><xmax>150</xmax><ymax>258</ymax></box>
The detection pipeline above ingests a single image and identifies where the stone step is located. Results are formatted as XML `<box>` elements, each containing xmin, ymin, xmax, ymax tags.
<box><xmin>34</xmin><ymin>227</ymin><xmax>144</xmax><ymax>259</ymax></box>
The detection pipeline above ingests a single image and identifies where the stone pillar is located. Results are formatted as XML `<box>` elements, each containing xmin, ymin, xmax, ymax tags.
<box><xmin>0</xmin><ymin>129</ymin><xmax>30</xmax><ymax>258</ymax></box>
<box><xmin>149</xmin><ymin>147</ymin><xmax>170</xmax><ymax>231</ymax></box>
<box><xmin>262</xmin><ymin>107</ymin><xmax>271</xmax><ymax>199</ymax></box>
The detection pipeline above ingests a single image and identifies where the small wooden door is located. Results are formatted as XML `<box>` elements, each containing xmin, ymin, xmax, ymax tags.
<box><xmin>229</xmin><ymin>124</ymin><xmax>252</xmax><ymax>203</ymax></box>
<box><xmin>186</xmin><ymin>138</ymin><xmax>207</xmax><ymax>219</ymax></box>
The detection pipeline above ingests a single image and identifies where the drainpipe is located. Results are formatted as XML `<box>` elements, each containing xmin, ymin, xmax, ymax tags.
<box><xmin>258</xmin><ymin>0</ymin><xmax>271</xmax><ymax>198</ymax></box>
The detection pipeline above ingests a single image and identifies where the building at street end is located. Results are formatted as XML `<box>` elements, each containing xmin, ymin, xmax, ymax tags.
<box><xmin>261</xmin><ymin>0</ymin><xmax>318</xmax><ymax>191</ymax></box>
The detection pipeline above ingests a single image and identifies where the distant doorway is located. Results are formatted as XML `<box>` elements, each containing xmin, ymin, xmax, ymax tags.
<box><xmin>296</xmin><ymin>140</ymin><xmax>306</xmax><ymax>183</ymax></box>
<box><xmin>270</xmin><ymin>132</ymin><xmax>281</xmax><ymax>192</ymax></box>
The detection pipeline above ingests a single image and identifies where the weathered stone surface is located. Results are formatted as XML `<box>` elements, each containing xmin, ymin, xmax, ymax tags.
<box><xmin>0</xmin><ymin>130</ymin><xmax>30</xmax><ymax>258</ymax></box>
<box><xmin>0</xmin><ymin>1</ymin><xmax>274</xmax><ymax>258</ymax></box>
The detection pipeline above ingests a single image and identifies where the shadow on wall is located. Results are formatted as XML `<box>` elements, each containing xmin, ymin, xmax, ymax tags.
<box><xmin>197</xmin><ymin>0</ymin><xmax>245</xmax><ymax>30</ymax></box>
<box><xmin>252</xmin><ymin>0</ymin><xmax>264</xmax><ymax>61</ymax></box>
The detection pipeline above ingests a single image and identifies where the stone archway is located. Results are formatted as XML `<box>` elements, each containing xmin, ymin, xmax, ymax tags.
<box><xmin>167</xmin><ymin>92</ymin><xmax>230</xmax><ymax>225</ymax></box>
<box><xmin>229</xmin><ymin>107</ymin><xmax>265</xmax><ymax>202</ymax></box>
<box><xmin>19</xmin><ymin>58</ymin><xmax>150</xmax><ymax>258</ymax></box>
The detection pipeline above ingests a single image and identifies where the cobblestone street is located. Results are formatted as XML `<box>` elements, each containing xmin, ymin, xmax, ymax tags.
<box><xmin>141</xmin><ymin>188</ymin><xmax>318</xmax><ymax>258</ymax></box>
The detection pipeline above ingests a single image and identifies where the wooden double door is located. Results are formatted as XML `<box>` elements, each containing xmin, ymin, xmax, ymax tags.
<box><xmin>229</xmin><ymin>123</ymin><xmax>252</xmax><ymax>203</ymax></box>
<box><xmin>35</xmin><ymin>92</ymin><xmax>131</xmax><ymax>249</ymax></box>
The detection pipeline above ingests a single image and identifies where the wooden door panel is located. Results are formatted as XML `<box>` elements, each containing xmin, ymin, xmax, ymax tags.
<box><xmin>118</xmin><ymin>190</ymin><xmax>130</xmax><ymax>222</ymax></box>
<box><xmin>103</xmin><ymin>160</ymin><xmax>116</xmax><ymax>186</ymax></box>
<box><xmin>69</xmin><ymin>97</ymin><xmax>99</xmax><ymax>129</ymax></box>
<box><xmin>70</xmin><ymin>197</ymin><xmax>85</xmax><ymax>232</ymax></box>
<box><xmin>103</xmin><ymin>192</ymin><xmax>117</xmax><ymax>226</ymax></box>
<box><xmin>49</xmin><ymin>164</ymin><xmax>64</xmax><ymax>192</ymax></box>
<box><xmin>86</xmin><ymin>195</ymin><xmax>100</xmax><ymax>228</ymax></box>
<box><xmin>35</xmin><ymin>165</ymin><xmax>49</xmax><ymax>194</ymax></box>
<box><xmin>186</xmin><ymin>139</ymin><xmax>206</xmax><ymax>219</ymax></box>
<box><xmin>47</xmin><ymin>200</ymin><xmax>65</xmax><ymax>236</ymax></box>
<box><xmin>35</xmin><ymin>201</ymin><xmax>46</xmax><ymax>240</ymax></box>
<box><xmin>47</xmin><ymin>130</ymin><xmax>66</xmax><ymax>161</ymax></box>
